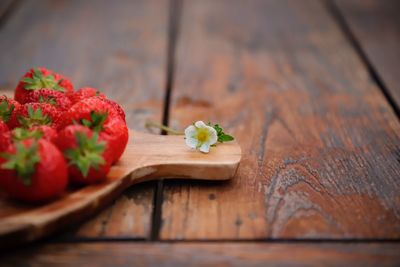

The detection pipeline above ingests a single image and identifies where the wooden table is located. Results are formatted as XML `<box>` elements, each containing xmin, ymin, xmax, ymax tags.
<box><xmin>0</xmin><ymin>0</ymin><xmax>399</xmax><ymax>266</ymax></box>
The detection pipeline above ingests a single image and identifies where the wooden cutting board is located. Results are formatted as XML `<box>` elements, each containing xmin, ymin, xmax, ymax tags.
<box><xmin>0</xmin><ymin>130</ymin><xmax>241</xmax><ymax>247</ymax></box>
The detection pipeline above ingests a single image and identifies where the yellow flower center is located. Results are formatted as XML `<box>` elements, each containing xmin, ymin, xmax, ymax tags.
<box><xmin>196</xmin><ymin>128</ymin><xmax>209</xmax><ymax>143</ymax></box>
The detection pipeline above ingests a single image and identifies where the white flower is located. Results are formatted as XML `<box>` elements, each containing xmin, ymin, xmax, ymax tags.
<box><xmin>184</xmin><ymin>121</ymin><xmax>218</xmax><ymax>153</ymax></box>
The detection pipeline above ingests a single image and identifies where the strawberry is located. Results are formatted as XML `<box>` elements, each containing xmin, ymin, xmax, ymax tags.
<box><xmin>24</xmin><ymin>89</ymin><xmax>72</xmax><ymax>112</ymax></box>
<box><xmin>0</xmin><ymin>95</ymin><xmax>20</xmax><ymax>129</ymax></box>
<box><xmin>56</xmin><ymin>125</ymin><xmax>113</xmax><ymax>184</ymax></box>
<box><xmin>67</xmin><ymin>108</ymin><xmax>128</xmax><ymax>163</ymax></box>
<box><xmin>0</xmin><ymin>120</ymin><xmax>8</xmax><ymax>133</ymax></box>
<box><xmin>16</xmin><ymin>103</ymin><xmax>62</xmax><ymax>130</ymax></box>
<box><xmin>99</xmin><ymin>97</ymin><xmax>126</xmax><ymax>122</ymax></box>
<box><xmin>0</xmin><ymin>132</ymin><xmax>11</xmax><ymax>152</ymax></box>
<box><xmin>63</xmin><ymin>97</ymin><xmax>121</xmax><ymax>128</ymax></box>
<box><xmin>101</xmin><ymin>117</ymin><xmax>128</xmax><ymax>162</ymax></box>
<box><xmin>0</xmin><ymin>138</ymin><xmax>68</xmax><ymax>202</ymax></box>
<box><xmin>69</xmin><ymin>87</ymin><xmax>105</xmax><ymax>105</ymax></box>
<box><xmin>0</xmin><ymin>121</ymin><xmax>11</xmax><ymax>151</ymax></box>
<box><xmin>15</xmin><ymin>67</ymin><xmax>74</xmax><ymax>103</ymax></box>
<box><xmin>69</xmin><ymin>90</ymin><xmax>125</xmax><ymax>122</ymax></box>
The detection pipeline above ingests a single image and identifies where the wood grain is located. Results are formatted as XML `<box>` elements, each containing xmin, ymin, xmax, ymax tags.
<box><xmin>2</xmin><ymin>242</ymin><xmax>400</xmax><ymax>267</ymax></box>
<box><xmin>334</xmin><ymin>0</ymin><xmax>400</xmax><ymax>108</ymax></box>
<box><xmin>0</xmin><ymin>131</ymin><xmax>240</xmax><ymax>247</ymax></box>
<box><xmin>0</xmin><ymin>0</ymin><xmax>14</xmax><ymax>21</ymax></box>
<box><xmin>160</xmin><ymin>0</ymin><xmax>400</xmax><ymax>240</ymax></box>
<box><xmin>0</xmin><ymin>0</ymin><xmax>169</xmax><ymax>239</ymax></box>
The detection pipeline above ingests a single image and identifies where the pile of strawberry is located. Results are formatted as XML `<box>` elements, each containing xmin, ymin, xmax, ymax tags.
<box><xmin>0</xmin><ymin>67</ymin><xmax>128</xmax><ymax>202</ymax></box>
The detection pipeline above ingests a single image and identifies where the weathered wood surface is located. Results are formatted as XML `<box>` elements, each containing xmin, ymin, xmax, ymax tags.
<box><xmin>161</xmin><ymin>0</ymin><xmax>400</xmax><ymax>240</ymax></box>
<box><xmin>1</xmin><ymin>2</ymin><xmax>400</xmax><ymax>266</ymax></box>
<box><xmin>2</xmin><ymin>242</ymin><xmax>400</xmax><ymax>267</ymax></box>
<box><xmin>335</xmin><ymin>0</ymin><xmax>400</xmax><ymax>108</ymax></box>
<box><xmin>0</xmin><ymin>0</ymin><xmax>14</xmax><ymax>21</ymax></box>
<box><xmin>0</xmin><ymin>0</ymin><xmax>168</xmax><ymax>239</ymax></box>
<box><xmin>0</xmin><ymin>131</ymin><xmax>240</xmax><ymax>248</ymax></box>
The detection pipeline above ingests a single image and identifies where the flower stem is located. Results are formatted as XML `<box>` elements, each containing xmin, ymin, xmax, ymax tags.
<box><xmin>145</xmin><ymin>120</ymin><xmax>184</xmax><ymax>135</ymax></box>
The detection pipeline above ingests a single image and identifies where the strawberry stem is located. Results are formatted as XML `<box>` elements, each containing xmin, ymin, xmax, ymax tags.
<box><xmin>0</xmin><ymin>97</ymin><xmax>14</xmax><ymax>122</ymax></box>
<box><xmin>18</xmin><ymin>106</ymin><xmax>52</xmax><ymax>128</ymax></box>
<box><xmin>38</xmin><ymin>95</ymin><xmax>57</xmax><ymax>106</ymax></box>
<box><xmin>0</xmin><ymin>141</ymin><xmax>40</xmax><ymax>186</ymax></box>
<box><xmin>145</xmin><ymin>120</ymin><xmax>184</xmax><ymax>135</ymax></box>
<box><xmin>64</xmin><ymin>132</ymin><xmax>106</xmax><ymax>177</ymax></box>
<box><xmin>21</xmin><ymin>68</ymin><xmax>65</xmax><ymax>92</ymax></box>
<box><xmin>80</xmin><ymin>111</ymin><xmax>108</xmax><ymax>132</ymax></box>
<box><xmin>12</xmin><ymin>128</ymin><xmax>43</xmax><ymax>141</ymax></box>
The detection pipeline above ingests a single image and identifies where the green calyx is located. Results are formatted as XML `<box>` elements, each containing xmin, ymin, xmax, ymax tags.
<box><xmin>0</xmin><ymin>141</ymin><xmax>40</xmax><ymax>186</ymax></box>
<box><xmin>0</xmin><ymin>97</ymin><xmax>14</xmax><ymax>122</ymax></box>
<box><xmin>21</xmin><ymin>68</ymin><xmax>65</xmax><ymax>92</ymax></box>
<box><xmin>79</xmin><ymin>111</ymin><xmax>108</xmax><ymax>132</ymax></box>
<box><xmin>12</xmin><ymin>128</ymin><xmax>43</xmax><ymax>141</ymax></box>
<box><xmin>208</xmin><ymin>123</ymin><xmax>234</xmax><ymax>143</ymax></box>
<box><xmin>64</xmin><ymin>132</ymin><xmax>106</xmax><ymax>177</ymax></box>
<box><xmin>18</xmin><ymin>106</ymin><xmax>52</xmax><ymax>128</ymax></box>
<box><xmin>38</xmin><ymin>95</ymin><xmax>57</xmax><ymax>106</ymax></box>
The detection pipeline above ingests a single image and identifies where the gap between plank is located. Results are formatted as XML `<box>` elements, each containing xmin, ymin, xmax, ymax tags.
<box><xmin>46</xmin><ymin>237</ymin><xmax>400</xmax><ymax>244</ymax></box>
<box><xmin>325</xmin><ymin>0</ymin><xmax>400</xmax><ymax>118</ymax></box>
<box><xmin>150</xmin><ymin>0</ymin><xmax>183</xmax><ymax>241</ymax></box>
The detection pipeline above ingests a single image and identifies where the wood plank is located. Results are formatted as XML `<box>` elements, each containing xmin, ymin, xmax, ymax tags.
<box><xmin>0</xmin><ymin>0</ymin><xmax>14</xmax><ymax>20</ymax></box>
<box><xmin>160</xmin><ymin>0</ymin><xmax>400</xmax><ymax>239</ymax></box>
<box><xmin>0</xmin><ymin>0</ymin><xmax>169</xmax><ymax>240</ymax></box>
<box><xmin>334</xmin><ymin>0</ymin><xmax>400</xmax><ymax>108</ymax></box>
<box><xmin>2</xmin><ymin>242</ymin><xmax>400</xmax><ymax>266</ymax></box>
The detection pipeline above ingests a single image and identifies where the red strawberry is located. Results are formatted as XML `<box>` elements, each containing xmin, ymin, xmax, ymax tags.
<box><xmin>56</xmin><ymin>125</ymin><xmax>113</xmax><ymax>184</ymax></box>
<box><xmin>15</xmin><ymin>67</ymin><xmax>74</xmax><ymax>103</ymax></box>
<box><xmin>99</xmin><ymin>97</ymin><xmax>126</xmax><ymax>122</ymax></box>
<box><xmin>0</xmin><ymin>133</ymin><xmax>11</xmax><ymax>152</ymax></box>
<box><xmin>67</xmin><ymin>109</ymin><xmax>128</xmax><ymax>163</ymax></box>
<box><xmin>0</xmin><ymin>138</ymin><xmax>68</xmax><ymax>202</ymax></box>
<box><xmin>101</xmin><ymin>118</ymin><xmax>128</xmax><ymax>163</ymax></box>
<box><xmin>0</xmin><ymin>120</ymin><xmax>9</xmax><ymax>133</ymax></box>
<box><xmin>69</xmin><ymin>87</ymin><xmax>105</xmax><ymax>105</ymax></box>
<box><xmin>0</xmin><ymin>121</ymin><xmax>11</xmax><ymax>151</ymax></box>
<box><xmin>16</xmin><ymin>103</ymin><xmax>62</xmax><ymax>130</ymax></box>
<box><xmin>0</xmin><ymin>95</ymin><xmax>20</xmax><ymax>129</ymax></box>
<box><xmin>62</xmin><ymin>97</ymin><xmax>128</xmax><ymax>162</ymax></box>
<box><xmin>63</xmin><ymin>97</ymin><xmax>121</xmax><ymax>128</ymax></box>
<box><xmin>54</xmin><ymin>73</ymin><xmax>74</xmax><ymax>95</ymax></box>
<box><xmin>24</xmin><ymin>89</ymin><xmax>72</xmax><ymax>112</ymax></box>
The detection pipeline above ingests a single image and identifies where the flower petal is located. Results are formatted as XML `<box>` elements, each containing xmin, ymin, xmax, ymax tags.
<box><xmin>184</xmin><ymin>125</ymin><xmax>198</xmax><ymax>149</ymax></box>
<box><xmin>185</xmin><ymin>136</ymin><xmax>198</xmax><ymax>149</ymax></box>
<box><xmin>184</xmin><ymin>125</ymin><xmax>197</xmax><ymax>136</ymax></box>
<box><xmin>206</xmin><ymin>126</ymin><xmax>218</xmax><ymax>145</ymax></box>
<box><xmin>194</xmin><ymin>121</ymin><xmax>207</xmax><ymax>129</ymax></box>
<box><xmin>199</xmin><ymin>143</ymin><xmax>211</xmax><ymax>153</ymax></box>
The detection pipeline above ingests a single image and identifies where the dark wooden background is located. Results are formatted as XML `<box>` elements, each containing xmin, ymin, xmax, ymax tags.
<box><xmin>0</xmin><ymin>0</ymin><xmax>399</xmax><ymax>266</ymax></box>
